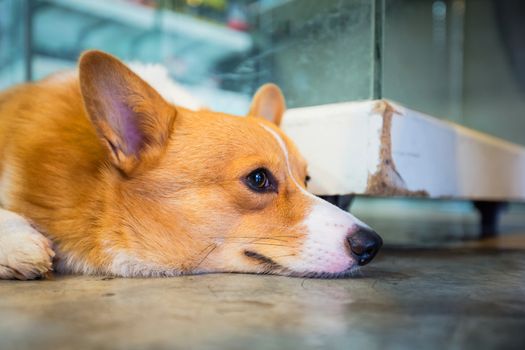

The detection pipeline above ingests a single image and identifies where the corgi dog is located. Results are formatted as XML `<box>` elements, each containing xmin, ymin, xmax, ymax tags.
<box><xmin>0</xmin><ymin>50</ymin><xmax>382</xmax><ymax>280</ymax></box>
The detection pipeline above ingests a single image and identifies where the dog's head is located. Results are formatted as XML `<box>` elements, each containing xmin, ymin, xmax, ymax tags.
<box><xmin>79</xmin><ymin>50</ymin><xmax>382</xmax><ymax>278</ymax></box>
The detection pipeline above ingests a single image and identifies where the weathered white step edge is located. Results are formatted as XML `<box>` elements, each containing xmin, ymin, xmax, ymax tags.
<box><xmin>282</xmin><ymin>100</ymin><xmax>525</xmax><ymax>201</ymax></box>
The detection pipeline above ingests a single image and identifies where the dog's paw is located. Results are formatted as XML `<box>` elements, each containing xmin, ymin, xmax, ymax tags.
<box><xmin>0</xmin><ymin>212</ymin><xmax>55</xmax><ymax>280</ymax></box>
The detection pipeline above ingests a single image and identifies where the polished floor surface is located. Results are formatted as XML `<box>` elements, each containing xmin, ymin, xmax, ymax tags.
<box><xmin>1</xmin><ymin>233</ymin><xmax>524</xmax><ymax>350</ymax></box>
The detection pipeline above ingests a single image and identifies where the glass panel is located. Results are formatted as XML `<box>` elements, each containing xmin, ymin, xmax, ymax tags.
<box><xmin>382</xmin><ymin>0</ymin><xmax>525</xmax><ymax>146</ymax></box>
<box><xmin>23</xmin><ymin>0</ymin><xmax>375</xmax><ymax>114</ymax></box>
<box><xmin>250</xmin><ymin>0</ymin><xmax>374</xmax><ymax>108</ymax></box>
<box><xmin>382</xmin><ymin>0</ymin><xmax>466</xmax><ymax>123</ymax></box>
<box><xmin>1</xmin><ymin>0</ymin><xmax>524</xmax><ymax>145</ymax></box>
<box><xmin>461</xmin><ymin>0</ymin><xmax>525</xmax><ymax>146</ymax></box>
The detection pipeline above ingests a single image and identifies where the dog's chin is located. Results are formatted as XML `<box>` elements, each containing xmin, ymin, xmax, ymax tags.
<box><xmin>247</xmin><ymin>266</ymin><xmax>361</xmax><ymax>279</ymax></box>
<box><xmin>282</xmin><ymin>266</ymin><xmax>362</xmax><ymax>279</ymax></box>
<box><xmin>243</xmin><ymin>249</ymin><xmax>360</xmax><ymax>279</ymax></box>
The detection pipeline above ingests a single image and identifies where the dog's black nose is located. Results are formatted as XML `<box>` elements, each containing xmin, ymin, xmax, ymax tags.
<box><xmin>347</xmin><ymin>227</ymin><xmax>383</xmax><ymax>266</ymax></box>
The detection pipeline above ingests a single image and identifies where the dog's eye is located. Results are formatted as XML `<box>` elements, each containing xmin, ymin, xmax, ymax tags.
<box><xmin>305</xmin><ymin>175</ymin><xmax>311</xmax><ymax>186</ymax></box>
<box><xmin>245</xmin><ymin>168</ymin><xmax>275</xmax><ymax>193</ymax></box>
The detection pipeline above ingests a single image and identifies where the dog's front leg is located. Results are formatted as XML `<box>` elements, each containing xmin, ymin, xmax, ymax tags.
<box><xmin>0</xmin><ymin>208</ymin><xmax>55</xmax><ymax>280</ymax></box>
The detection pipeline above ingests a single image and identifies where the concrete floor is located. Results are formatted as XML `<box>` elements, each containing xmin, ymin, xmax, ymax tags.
<box><xmin>1</xmin><ymin>234</ymin><xmax>525</xmax><ymax>350</ymax></box>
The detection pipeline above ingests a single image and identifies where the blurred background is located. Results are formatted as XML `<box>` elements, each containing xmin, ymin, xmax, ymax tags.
<box><xmin>1</xmin><ymin>0</ymin><xmax>524</xmax><ymax>244</ymax></box>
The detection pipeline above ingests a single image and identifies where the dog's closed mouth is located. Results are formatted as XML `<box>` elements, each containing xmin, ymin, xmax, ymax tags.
<box><xmin>243</xmin><ymin>250</ymin><xmax>359</xmax><ymax>278</ymax></box>
<box><xmin>244</xmin><ymin>250</ymin><xmax>282</xmax><ymax>271</ymax></box>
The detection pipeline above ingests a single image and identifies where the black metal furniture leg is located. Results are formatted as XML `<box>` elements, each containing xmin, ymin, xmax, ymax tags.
<box><xmin>473</xmin><ymin>201</ymin><xmax>509</xmax><ymax>239</ymax></box>
<box><xmin>319</xmin><ymin>195</ymin><xmax>355</xmax><ymax>211</ymax></box>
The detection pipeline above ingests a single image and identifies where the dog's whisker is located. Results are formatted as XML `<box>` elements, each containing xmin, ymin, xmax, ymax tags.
<box><xmin>210</xmin><ymin>235</ymin><xmax>300</xmax><ymax>240</ymax></box>
<box><xmin>266</xmin><ymin>253</ymin><xmax>296</xmax><ymax>260</ymax></box>
<box><xmin>193</xmin><ymin>243</ymin><xmax>218</xmax><ymax>270</ymax></box>
<box><xmin>215</xmin><ymin>240</ymin><xmax>296</xmax><ymax>248</ymax></box>
<box><xmin>246</xmin><ymin>242</ymin><xmax>292</xmax><ymax>247</ymax></box>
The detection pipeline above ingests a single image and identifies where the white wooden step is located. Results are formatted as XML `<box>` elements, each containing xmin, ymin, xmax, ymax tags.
<box><xmin>282</xmin><ymin>100</ymin><xmax>525</xmax><ymax>201</ymax></box>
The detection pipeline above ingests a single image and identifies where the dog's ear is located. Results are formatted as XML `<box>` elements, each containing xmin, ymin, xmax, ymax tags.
<box><xmin>248</xmin><ymin>83</ymin><xmax>286</xmax><ymax>127</ymax></box>
<box><xmin>79</xmin><ymin>50</ymin><xmax>176</xmax><ymax>175</ymax></box>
